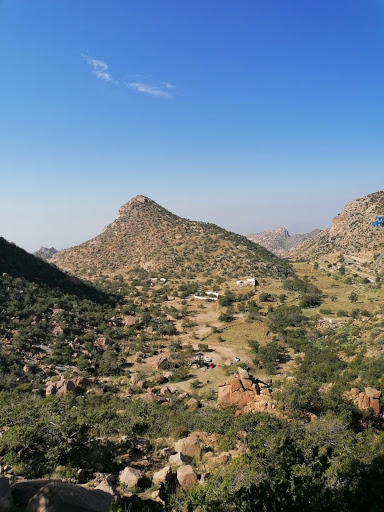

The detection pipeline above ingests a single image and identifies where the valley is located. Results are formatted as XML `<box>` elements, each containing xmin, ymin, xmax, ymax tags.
<box><xmin>1</xmin><ymin>192</ymin><xmax>384</xmax><ymax>511</ymax></box>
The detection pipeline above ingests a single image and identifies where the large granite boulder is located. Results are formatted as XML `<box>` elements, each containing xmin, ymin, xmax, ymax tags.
<box><xmin>25</xmin><ymin>482</ymin><xmax>111</xmax><ymax>512</ymax></box>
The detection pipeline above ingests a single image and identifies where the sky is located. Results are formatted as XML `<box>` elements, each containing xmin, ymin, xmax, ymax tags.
<box><xmin>0</xmin><ymin>0</ymin><xmax>383</xmax><ymax>252</ymax></box>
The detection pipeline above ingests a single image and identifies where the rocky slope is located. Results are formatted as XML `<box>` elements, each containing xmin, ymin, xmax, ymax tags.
<box><xmin>247</xmin><ymin>227</ymin><xmax>321</xmax><ymax>258</ymax></box>
<box><xmin>290</xmin><ymin>191</ymin><xmax>384</xmax><ymax>261</ymax></box>
<box><xmin>34</xmin><ymin>246</ymin><xmax>58</xmax><ymax>260</ymax></box>
<box><xmin>52</xmin><ymin>195</ymin><xmax>292</xmax><ymax>279</ymax></box>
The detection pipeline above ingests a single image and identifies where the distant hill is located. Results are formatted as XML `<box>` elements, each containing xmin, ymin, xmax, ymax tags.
<box><xmin>290</xmin><ymin>191</ymin><xmax>384</xmax><ymax>261</ymax></box>
<box><xmin>34</xmin><ymin>246</ymin><xmax>58</xmax><ymax>261</ymax></box>
<box><xmin>52</xmin><ymin>195</ymin><xmax>293</xmax><ymax>280</ymax></box>
<box><xmin>0</xmin><ymin>237</ymin><xmax>110</xmax><ymax>303</ymax></box>
<box><xmin>247</xmin><ymin>227</ymin><xmax>321</xmax><ymax>258</ymax></box>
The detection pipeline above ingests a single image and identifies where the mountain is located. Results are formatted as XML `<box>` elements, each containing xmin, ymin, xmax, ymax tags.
<box><xmin>52</xmin><ymin>195</ymin><xmax>292</xmax><ymax>280</ymax></box>
<box><xmin>247</xmin><ymin>227</ymin><xmax>321</xmax><ymax>258</ymax></box>
<box><xmin>290</xmin><ymin>191</ymin><xmax>384</xmax><ymax>261</ymax></box>
<box><xmin>34</xmin><ymin>246</ymin><xmax>58</xmax><ymax>261</ymax></box>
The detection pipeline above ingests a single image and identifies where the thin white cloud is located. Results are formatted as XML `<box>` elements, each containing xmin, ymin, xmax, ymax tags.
<box><xmin>127</xmin><ymin>81</ymin><xmax>174</xmax><ymax>98</ymax></box>
<box><xmin>81</xmin><ymin>54</ymin><xmax>175</xmax><ymax>99</ymax></box>
<box><xmin>82</xmin><ymin>54</ymin><xmax>116</xmax><ymax>83</ymax></box>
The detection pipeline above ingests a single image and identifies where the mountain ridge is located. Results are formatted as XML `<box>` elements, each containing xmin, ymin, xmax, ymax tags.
<box><xmin>52</xmin><ymin>195</ymin><xmax>293</xmax><ymax>280</ymax></box>
<box><xmin>247</xmin><ymin>227</ymin><xmax>321</xmax><ymax>258</ymax></box>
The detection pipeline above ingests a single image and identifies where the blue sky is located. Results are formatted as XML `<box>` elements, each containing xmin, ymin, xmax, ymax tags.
<box><xmin>1</xmin><ymin>0</ymin><xmax>383</xmax><ymax>251</ymax></box>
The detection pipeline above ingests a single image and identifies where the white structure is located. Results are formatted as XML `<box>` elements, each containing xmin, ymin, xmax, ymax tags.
<box><xmin>236</xmin><ymin>278</ymin><xmax>256</xmax><ymax>287</ymax></box>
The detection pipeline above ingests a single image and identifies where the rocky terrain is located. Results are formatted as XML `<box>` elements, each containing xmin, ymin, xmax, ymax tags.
<box><xmin>2</xmin><ymin>192</ymin><xmax>384</xmax><ymax>511</ymax></box>
<box><xmin>247</xmin><ymin>227</ymin><xmax>321</xmax><ymax>257</ymax></box>
<box><xmin>52</xmin><ymin>195</ymin><xmax>292</xmax><ymax>280</ymax></box>
<box><xmin>290</xmin><ymin>191</ymin><xmax>384</xmax><ymax>261</ymax></box>
<box><xmin>33</xmin><ymin>246</ymin><xmax>58</xmax><ymax>261</ymax></box>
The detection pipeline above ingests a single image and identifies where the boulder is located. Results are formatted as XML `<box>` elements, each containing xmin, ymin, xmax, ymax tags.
<box><xmin>177</xmin><ymin>465</ymin><xmax>197</xmax><ymax>489</ymax></box>
<box><xmin>217</xmin><ymin>385</ymin><xmax>231</xmax><ymax>405</ymax></box>
<box><xmin>160</xmin><ymin>386</ymin><xmax>172</xmax><ymax>397</ymax></box>
<box><xmin>350</xmin><ymin>388</ymin><xmax>360</xmax><ymax>400</ymax></box>
<box><xmin>118</xmin><ymin>466</ymin><xmax>143</xmax><ymax>488</ymax></box>
<box><xmin>365</xmin><ymin>387</ymin><xmax>382</xmax><ymax>399</ymax></box>
<box><xmin>55</xmin><ymin>379</ymin><xmax>75</xmax><ymax>397</ymax></box>
<box><xmin>174</xmin><ymin>437</ymin><xmax>200</xmax><ymax>458</ymax></box>
<box><xmin>186</xmin><ymin>398</ymin><xmax>199</xmax><ymax>410</ymax></box>
<box><xmin>358</xmin><ymin>392</ymin><xmax>370</xmax><ymax>410</ymax></box>
<box><xmin>45</xmin><ymin>383</ymin><xmax>57</xmax><ymax>397</ymax></box>
<box><xmin>169</xmin><ymin>452</ymin><xmax>191</xmax><ymax>467</ymax></box>
<box><xmin>25</xmin><ymin>482</ymin><xmax>111</xmax><ymax>512</ymax></box>
<box><xmin>155</xmin><ymin>355</ymin><xmax>170</xmax><ymax>370</ymax></box>
<box><xmin>73</xmin><ymin>376</ymin><xmax>92</xmax><ymax>390</ymax></box>
<box><xmin>152</xmin><ymin>465</ymin><xmax>172</xmax><ymax>486</ymax></box>
<box><xmin>95</xmin><ymin>479</ymin><xmax>120</xmax><ymax>502</ymax></box>
<box><xmin>0</xmin><ymin>477</ymin><xmax>13</xmax><ymax>512</ymax></box>
<box><xmin>370</xmin><ymin>398</ymin><xmax>381</xmax><ymax>415</ymax></box>
<box><xmin>11</xmin><ymin>479</ymin><xmax>58</xmax><ymax>508</ymax></box>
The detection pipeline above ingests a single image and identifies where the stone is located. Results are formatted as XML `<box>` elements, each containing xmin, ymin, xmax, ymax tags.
<box><xmin>118</xmin><ymin>466</ymin><xmax>143</xmax><ymax>488</ymax></box>
<box><xmin>350</xmin><ymin>388</ymin><xmax>360</xmax><ymax>400</ymax></box>
<box><xmin>370</xmin><ymin>397</ymin><xmax>381</xmax><ymax>415</ymax></box>
<box><xmin>160</xmin><ymin>386</ymin><xmax>172</xmax><ymax>397</ymax></box>
<box><xmin>11</xmin><ymin>480</ymin><xmax>58</xmax><ymax>508</ymax></box>
<box><xmin>358</xmin><ymin>392</ymin><xmax>370</xmax><ymax>410</ymax></box>
<box><xmin>95</xmin><ymin>479</ymin><xmax>120</xmax><ymax>502</ymax></box>
<box><xmin>177</xmin><ymin>465</ymin><xmax>197</xmax><ymax>489</ymax></box>
<box><xmin>365</xmin><ymin>387</ymin><xmax>382</xmax><ymax>399</ymax></box>
<box><xmin>217</xmin><ymin>385</ymin><xmax>231</xmax><ymax>405</ymax></box>
<box><xmin>159</xmin><ymin>447</ymin><xmax>171</xmax><ymax>458</ymax></box>
<box><xmin>0</xmin><ymin>477</ymin><xmax>13</xmax><ymax>512</ymax></box>
<box><xmin>130</xmin><ymin>436</ymin><xmax>151</xmax><ymax>453</ymax></box>
<box><xmin>174</xmin><ymin>437</ymin><xmax>200</xmax><ymax>458</ymax></box>
<box><xmin>130</xmin><ymin>374</ymin><xmax>139</xmax><ymax>386</ymax></box>
<box><xmin>152</xmin><ymin>465</ymin><xmax>172</xmax><ymax>486</ymax></box>
<box><xmin>217</xmin><ymin>452</ymin><xmax>231</xmax><ymax>465</ymax></box>
<box><xmin>186</xmin><ymin>398</ymin><xmax>199</xmax><ymax>410</ymax></box>
<box><xmin>25</xmin><ymin>482</ymin><xmax>111</xmax><ymax>512</ymax></box>
<box><xmin>237</xmin><ymin>367</ymin><xmax>249</xmax><ymax>380</ymax></box>
<box><xmin>55</xmin><ymin>379</ymin><xmax>75</xmax><ymax>397</ymax></box>
<box><xmin>86</xmin><ymin>387</ymin><xmax>103</xmax><ymax>396</ymax></box>
<box><xmin>73</xmin><ymin>376</ymin><xmax>92</xmax><ymax>390</ymax></box>
<box><xmin>155</xmin><ymin>355</ymin><xmax>170</xmax><ymax>370</ymax></box>
<box><xmin>169</xmin><ymin>452</ymin><xmax>191</xmax><ymax>467</ymax></box>
<box><xmin>45</xmin><ymin>383</ymin><xmax>57</xmax><ymax>397</ymax></box>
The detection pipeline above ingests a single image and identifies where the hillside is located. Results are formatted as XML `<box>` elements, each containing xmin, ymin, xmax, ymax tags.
<box><xmin>34</xmin><ymin>246</ymin><xmax>58</xmax><ymax>260</ymax></box>
<box><xmin>290</xmin><ymin>191</ymin><xmax>384</xmax><ymax>262</ymax></box>
<box><xmin>247</xmin><ymin>227</ymin><xmax>321</xmax><ymax>257</ymax></box>
<box><xmin>52</xmin><ymin>195</ymin><xmax>292</xmax><ymax>280</ymax></box>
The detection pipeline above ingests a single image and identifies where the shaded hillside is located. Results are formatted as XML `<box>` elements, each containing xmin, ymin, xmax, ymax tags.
<box><xmin>52</xmin><ymin>195</ymin><xmax>293</xmax><ymax>279</ymax></box>
<box><xmin>247</xmin><ymin>227</ymin><xmax>321</xmax><ymax>257</ymax></box>
<box><xmin>0</xmin><ymin>237</ymin><xmax>110</xmax><ymax>303</ymax></box>
<box><xmin>34</xmin><ymin>246</ymin><xmax>58</xmax><ymax>261</ymax></box>
<box><xmin>291</xmin><ymin>191</ymin><xmax>384</xmax><ymax>261</ymax></box>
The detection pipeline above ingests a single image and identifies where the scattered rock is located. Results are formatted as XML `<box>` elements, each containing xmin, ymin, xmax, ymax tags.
<box><xmin>152</xmin><ymin>465</ymin><xmax>173</xmax><ymax>486</ymax></box>
<box><xmin>169</xmin><ymin>452</ymin><xmax>191</xmax><ymax>467</ymax></box>
<box><xmin>118</xmin><ymin>466</ymin><xmax>143</xmax><ymax>488</ymax></box>
<box><xmin>177</xmin><ymin>465</ymin><xmax>197</xmax><ymax>489</ymax></box>
<box><xmin>174</xmin><ymin>437</ymin><xmax>200</xmax><ymax>458</ymax></box>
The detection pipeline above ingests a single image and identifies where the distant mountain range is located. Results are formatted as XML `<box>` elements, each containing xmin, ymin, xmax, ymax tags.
<box><xmin>247</xmin><ymin>227</ymin><xmax>321</xmax><ymax>258</ymax></box>
<box><xmin>52</xmin><ymin>195</ymin><xmax>292</xmax><ymax>280</ymax></box>
<box><xmin>290</xmin><ymin>191</ymin><xmax>384</xmax><ymax>261</ymax></box>
<box><xmin>34</xmin><ymin>246</ymin><xmax>58</xmax><ymax>261</ymax></box>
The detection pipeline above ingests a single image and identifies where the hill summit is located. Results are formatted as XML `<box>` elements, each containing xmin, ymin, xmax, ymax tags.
<box><xmin>247</xmin><ymin>226</ymin><xmax>321</xmax><ymax>258</ymax></box>
<box><xmin>52</xmin><ymin>195</ymin><xmax>292</xmax><ymax>279</ymax></box>
<box><xmin>290</xmin><ymin>191</ymin><xmax>384</xmax><ymax>261</ymax></box>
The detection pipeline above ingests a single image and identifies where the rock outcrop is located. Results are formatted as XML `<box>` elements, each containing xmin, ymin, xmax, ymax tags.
<box><xmin>291</xmin><ymin>191</ymin><xmax>384</xmax><ymax>261</ymax></box>
<box><xmin>247</xmin><ymin>227</ymin><xmax>321</xmax><ymax>258</ymax></box>
<box><xmin>347</xmin><ymin>387</ymin><xmax>382</xmax><ymax>416</ymax></box>
<box><xmin>218</xmin><ymin>368</ymin><xmax>275</xmax><ymax>413</ymax></box>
